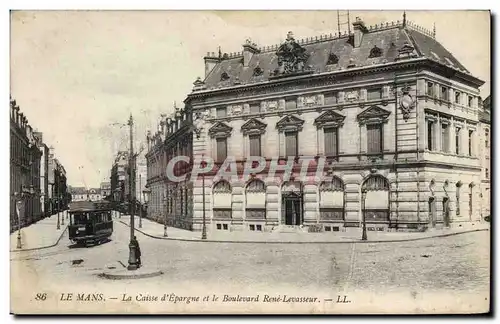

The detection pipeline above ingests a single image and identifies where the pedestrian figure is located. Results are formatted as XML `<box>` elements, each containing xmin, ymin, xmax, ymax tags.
<box><xmin>132</xmin><ymin>236</ymin><xmax>141</xmax><ymax>267</ymax></box>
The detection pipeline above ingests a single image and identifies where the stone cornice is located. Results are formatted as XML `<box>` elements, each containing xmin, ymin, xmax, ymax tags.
<box><xmin>186</xmin><ymin>58</ymin><xmax>428</xmax><ymax>103</ymax></box>
<box><xmin>185</xmin><ymin>58</ymin><xmax>483</xmax><ymax>105</ymax></box>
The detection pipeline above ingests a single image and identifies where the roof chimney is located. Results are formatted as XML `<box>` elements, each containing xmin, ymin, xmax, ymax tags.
<box><xmin>352</xmin><ymin>17</ymin><xmax>368</xmax><ymax>48</ymax></box>
<box><xmin>203</xmin><ymin>52</ymin><xmax>219</xmax><ymax>78</ymax></box>
<box><xmin>242</xmin><ymin>39</ymin><xmax>260</xmax><ymax>67</ymax></box>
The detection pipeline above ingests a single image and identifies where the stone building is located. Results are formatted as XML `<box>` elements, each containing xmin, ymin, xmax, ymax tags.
<box><xmin>110</xmin><ymin>151</ymin><xmax>128</xmax><ymax>205</ymax></box>
<box><xmin>10</xmin><ymin>97</ymin><xmax>43</xmax><ymax>231</ymax></box>
<box><xmin>146</xmin><ymin>107</ymin><xmax>193</xmax><ymax>229</ymax></box>
<box><xmin>48</xmin><ymin>150</ymin><xmax>68</xmax><ymax>213</ymax></box>
<box><xmin>100</xmin><ymin>182</ymin><xmax>111</xmax><ymax>199</ymax></box>
<box><xmin>180</xmin><ymin>15</ymin><xmax>485</xmax><ymax>233</ymax></box>
<box><xmin>70</xmin><ymin>186</ymin><xmax>88</xmax><ymax>202</ymax></box>
<box><xmin>479</xmin><ymin>96</ymin><xmax>491</xmax><ymax>218</ymax></box>
<box><xmin>34</xmin><ymin>132</ymin><xmax>50</xmax><ymax>217</ymax></box>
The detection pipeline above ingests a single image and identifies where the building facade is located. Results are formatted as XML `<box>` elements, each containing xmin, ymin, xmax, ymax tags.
<box><xmin>146</xmin><ymin>107</ymin><xmax>193</xmax><ymax>229</ymax></box>
<box><xmin>100</xmin><ymin>182</ymin><xmax>111</xmax><ymax>199</ymax></box>
<box><xmin>181</xmin><ymin>16</ymin><xmax>485</xmax><ymax>233</ymax></box>
<box><xmin>10</xmin><ymin>97</ymin><xmax>43</xmax><ymax>231</ymax></box>
<box><xmin>110</xmin><ymin>151</ymin><xmax>128</xmax><ymax>205</ymax></box>
<box><xmin>88</xmin><ymin>188</ymin><xmax>102</xmax><ymax>201</ymax></box>
<box><xmin>48</xmin><ymin>151</ymin><xmax>69</xmax><ymax>214</ymax></box>
<box><xmin>479</xmin><ymin>96</ymin><xmax>490</xmax><ymax>218</ymax></box>
<box><xmin>34</xmin><ymin>133</ymin><xmax>50</xmax><ymax>217</ymax></box>
<box><xmin>70</xmin><ymin>187</ymin><xmax>88</xmax><ymax>202</ymax></box>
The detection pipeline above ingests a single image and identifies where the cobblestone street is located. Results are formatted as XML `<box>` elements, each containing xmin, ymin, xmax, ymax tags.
<box><xmin>10</xmin><ymin>220</ymin><xmax>490</xmax><ymax>314</ymax></box>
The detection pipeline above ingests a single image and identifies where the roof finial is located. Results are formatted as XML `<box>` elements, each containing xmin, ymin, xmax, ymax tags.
<box><xmin>403</xmin><ymin>11</ymin><xmax>407</xmax><ymax>28</ymax></box>
<box><xmin>433</xmin><ymin>22</ymin><xmax>436</xmax><ymax>38</ymax></box>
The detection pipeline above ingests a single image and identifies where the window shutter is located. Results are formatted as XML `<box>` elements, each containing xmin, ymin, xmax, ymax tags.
<box><xmin>216</xmin><ymin>138</ymin><xmax>227</xmax><ymax>162</ymax></box>
<box><xmin>249</xmin><ymin>135</ymin><xmax>261</xmax><ymax>156</ymax></box>
<box><xmin>324</xmin><ymin>128</ymin><xmax>338</xmax><ymax>156</ymax></box>
<box><xmin>285</xmin><ymin>132</ymin><xmax>297</xmax><ymax>157</ymax></box>
<box><xmin>367</xmin><ymin>124</ymin><xmax>382</xmax><ymax>154</ymax></box>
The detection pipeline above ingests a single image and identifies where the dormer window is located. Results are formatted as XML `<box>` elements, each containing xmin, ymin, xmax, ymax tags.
<box><xmin>220</xmin><ymin>72</ymin><xmax>230</xmax><ymax>81</ymax></box>
<box><xmin>253</xmin><ymin>65</ymin><xmax>263</xmax><ymax>76</ymax></box>
<box><xmin>368</xmin><ymin>45</ymin><xmax>382</xmax><ymax>58</ymax></box>
<box><xmin>326</xmin><ymin>53</ymin><xmax>339</xmax><ymax>65</ymax></box>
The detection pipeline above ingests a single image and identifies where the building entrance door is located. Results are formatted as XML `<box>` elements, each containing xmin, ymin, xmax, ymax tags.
<box><xmin>282</xmin><ymin>193</ymin><xmax>302</xmax><ymax>226</ymax></box>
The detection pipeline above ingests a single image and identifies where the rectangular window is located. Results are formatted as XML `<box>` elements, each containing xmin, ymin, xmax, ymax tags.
<box><xmin>249</xmin><ymin>135</ymin><xmax>261</xmax><ymax>156</ymax></box>
<box><xmin>441</xmin><ymin>124</ymin><xmax>449</xmax><ymax>152</ymax></box>
<box><xmin>486</xmin><ymin>168</ymin><xmax>489</xmax><ymax>179</ymax></box>
<box><xmin>455</xmin><ymin>127</ymin><xmax>461</xmax><ymax>155</ymax></box>
<box><xmin>285</xmin><ymin>98</ymin><xmax>297</xmax><ymax>111</ymax></box>
<box><xmin>468</xmin><ymin>130</ymin><xmax>473</xmax><ymax>156</ymax></box>
<box><xmin>468</xmin><ymin>96</ymin><xmax>473</xmax><ymax>107</ymax></box>
<box><xmin>455</xmin><ymin>91</ymin><xmax>461</xmax><ymax>104</ymax></box>
<box><xmin>427</xmin><ymin>82</ymin><xmax>434</xmax><ymax>96</ymax></box>
<box><xmin>216</xmin><ymin>107</ymin><xmax>227</xmax><ymax>118</ymax></box>
<box><xmin>216</xmin><ymin>137</ymin><xmax>227</xmax><ymax>162</ymax></box>
<box><xmin>367</xmin><ymin>88</ymin><xmax>382</xmax><ymax>101</ymax></box>
<box><xmin>427</xmin><ymin>121</ymin><xmax>435</xmax><ymax>151</ymax></box>
<box><xmin>324</xmin><ymin>127</ymin><xmax>338</xmax><ymax>157</ymax></box>
<box><xmin>367</xmin><ymin>124</ymin><xmax>383</xmax><ymax>154</ymax></box>
<box><xmin>441</xmin><ymin>86</ymin><xmax>449</xmax><ymax>101</ymax></box>
<box><xmin>485</xmin><ymin>129</ymin><xmax>489</xmax><ymax>148</ymax></box>
<box><xmin>324</xmin><ymin>92</ymin><xmax>338</xmax><ymax>105</ymax></box>
<box><xmin>249</xmin><ymin>103</ymin><xmax>260</xmax><ymax>114</ymax></box>
<box><xmin>285</xmin><ymin>131</ymin><xmax>298</xmax><ymax>157</ymax></box>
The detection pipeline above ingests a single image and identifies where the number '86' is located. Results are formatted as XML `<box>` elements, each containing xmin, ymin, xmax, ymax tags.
<box><xmin>35</xmin><ymin>293</ymin><xmax>47</xmax><ymax>301</ymax></box>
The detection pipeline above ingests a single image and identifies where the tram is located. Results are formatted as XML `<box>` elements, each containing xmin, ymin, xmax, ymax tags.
<box><xmin>68</xmin><ymin>200</ymin><xmax>113</xmax><ymax>246</ymax></box>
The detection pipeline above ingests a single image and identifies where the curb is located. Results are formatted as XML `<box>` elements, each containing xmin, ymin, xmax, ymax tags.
<box><xmin>97</xmin><ymin>270</ymin><xmax>164</xmax><ymax>280</ymax></box>
<box><xmin>9</xmin><ymin>225</ymin><xmax>68</xmax><ymax>253</ymax></box>
<box><xmin>117</xmin><ymin>220</ymin><xmax>489</xmax><ymax>244</ymax></box>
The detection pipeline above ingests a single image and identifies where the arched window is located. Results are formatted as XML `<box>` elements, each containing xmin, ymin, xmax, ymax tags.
<box><xmin>362</xmin><ymin>175</ymin><xmax>390</xmax><ymax>222</ymax></box>
<box><xmin>213</xmin><ymin>180</ymin><xmax>232</xmax><ymax>221</ymax></box>
<box><xmin>213</xmin><ymin>180</ymin><xmax>232</xmax><ymax>193</ymax></box>
<box><xmin>319</xmin><ymin>176</ymin><xmax>345</xmax><ymax>221</ymax></box>
<box><xmin>246</xmin><ymin>179</ymin><xmax>266</xmax><ymax>221</ymax></box>
<box><xmin>246</xmin><ymin>179</ymin><xmax>266</xmax><ymax>192</ymax></box>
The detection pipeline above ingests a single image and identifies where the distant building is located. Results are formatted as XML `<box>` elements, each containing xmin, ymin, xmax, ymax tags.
<box><xmin>34</xmin><ymin>132</ymin><xmax>49</xmax><ymax>217</ymax></box>
<box><xmin>88</xmin><ymin>188</ymin><xmax>101</xmax><ymax>201</ymax></box>
<box><xmin>100</xmin><ymin>182</ymin><xmax>111</xmax><ymax>199</ymax></box>
<box><xmin>70</xmin><ymin>187</ymin><xmax>88</xmax><ymax>202</ymax></box>
<box><xmin>110</xmin><ymin>151</ymin><xmax>128</xmax><ymax>204</ymax></box>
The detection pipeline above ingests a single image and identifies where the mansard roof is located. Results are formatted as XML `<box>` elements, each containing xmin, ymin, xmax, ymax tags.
<box><xmin>202</xmin><ymin>18</ymin><xmax>479</xmax><ymax>90</ymax></box>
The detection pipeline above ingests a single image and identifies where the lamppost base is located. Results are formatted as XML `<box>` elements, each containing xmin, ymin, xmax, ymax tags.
<box><xmin>361</xmin><ymin>228</ymin><xmax>367</xmax><ymax>241</ymax></box>
<box><xmin>127</xmin><ymin>243</ymin><xmax>138</xmax><ymax>271</ymax></box>
<box><xmin>16</xmin><ymin>233</ymin><xmax>22</xmax><ymax>249</ymax></box>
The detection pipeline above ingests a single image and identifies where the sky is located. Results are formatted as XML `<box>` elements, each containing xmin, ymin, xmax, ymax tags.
<box><xmin>10</xmin><ymin>10</ymin><xmax>491</xmax><ymax>188</ymax></box>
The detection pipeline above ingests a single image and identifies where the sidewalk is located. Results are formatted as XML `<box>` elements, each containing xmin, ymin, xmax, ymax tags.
<box><xmin>10</xmin><ymin>211</ymin><xmax>69</xmax><ymax>252</ymax></box>
<box><xmin>117</xmin><ymin>215</ymin><xmax>490</xmax><ymax>244</ymax></box>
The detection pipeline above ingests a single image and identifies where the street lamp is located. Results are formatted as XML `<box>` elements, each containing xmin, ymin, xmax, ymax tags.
<box><xmin>61</xmin><ymin>194</ymin><xmax>65</xmax><ymax>226</ymax></box>
<box><xmin>163</xmin><ymin>191</ymin><xmax>168</xmax><ymax>237</ymax></box>
<box><xmin>142</xmin><ymin>187</ymin><xmax>151</xmax><ymax>227</ymax></box>
<box><xmin>361</xmin><ymin>188</ymin><xmax>367</xmax><ymax>241</ymax></box>
<box><xmin>201</xmin><ymin>160</ymin><xmax>207</xmax><ymax>240</ymax></box>
<box><xmin>57</xmin><ymin>196</ymin><xmax>61</xmax><ymax>230</ymax></box>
